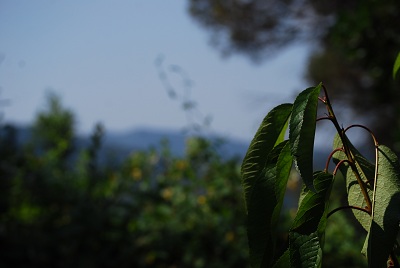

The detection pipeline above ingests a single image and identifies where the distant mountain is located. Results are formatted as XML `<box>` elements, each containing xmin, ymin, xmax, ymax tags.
<box><xmin>2</xmin><ymin>123</ymin><xmax>337</xmax><ymax>168</ymax></box>
<box><xmin>2</xmin><ymin>124</ymin><xmax>250</xmax><ymax>161</ymax></box>
<box><xmin>101</xmin><ymin>128</ymin><xmax>250</xmax><ymax>160</ymax></box>
<box><xmin>100</xmin><ymin>128</ymin><xmax>337</xmax><ymax>168</ymax></box>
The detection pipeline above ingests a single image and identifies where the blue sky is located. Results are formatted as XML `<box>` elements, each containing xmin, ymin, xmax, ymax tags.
<box><xmin>0</xmin><ymin>0</ymin><xmax>310</xmax><ymax>141</ymax></box>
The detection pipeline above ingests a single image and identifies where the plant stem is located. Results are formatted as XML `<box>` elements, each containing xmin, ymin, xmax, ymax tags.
<box><xmin>321</xmin><ymin>85</ymin><xmax>373</xmax><ymax>213</ymax></box>
<box><xmin>343</xmin><ymin>124</ymin><xmax>380</xmax><ymax>219</ymax></box>
<box><xmin>325</xmin><ymin>148</ymin><xmax>345</xmax><ymax>172</ymax></box>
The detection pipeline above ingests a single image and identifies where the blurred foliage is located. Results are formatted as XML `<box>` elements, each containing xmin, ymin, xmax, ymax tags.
<box><xmin>307</xmin><ymin>0</ymin><xmax>400</xmax><ymax>150</ymax></box>
<box><xmin>0</xmin><ymin>94</ymin><xmax>250</xmax><ymax>267</ymax></box>
<box><xmin>0</xmin><ymin>94</ymin><xmax>371</xmax><ymax>267</ymax></box>
<box><xmin>188</xmin><ymin>0</ymin><xmax>400</xmax><ymax>150</ymax></box>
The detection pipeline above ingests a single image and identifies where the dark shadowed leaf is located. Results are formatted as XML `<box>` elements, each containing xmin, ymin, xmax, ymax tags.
<box><xmin>289</xmin><ymin>171</ymin><xmax>333</xmax><ymax>267</ymax></box>
<box><xmin>289</xmin><ymin>84</ymin><xmax>321</xmax><ymax>191</ymax></box>
<box><xmin>291</xmin><ymin>171</ymin><xmax>333</xmax><ymax>232</ymax></box>
<box><xmin>247</xmin><ymin>141</ymin><xmax>293</xmax><ymax>267</ymax></box>
<box><xmin>393</xmin><ymin>52</ymin><xmax>400</xmax><ymax>79</ymax></box>
<box><xmin>272</xmin><ymin>249</ymin><xmax>290</xmax><ymax>268</ymax></box>
<box><xmin>271</xmin><ymin>142</ymin><xmax>293</xmax><ymax>227</ymax></box>
<box><xmin>241</xmin><ymin>103</ymin><xmax>292</xmax><ymax>212</ymax></box>
<box><xmin>362</xmin><ymin>145</ymin><xmax>400</xmax><ymax>267</ymax></box>
<box><xmin>290</xmin><ymin>231</ymin><xmax>322</xmax><ymax>268</ymax></box>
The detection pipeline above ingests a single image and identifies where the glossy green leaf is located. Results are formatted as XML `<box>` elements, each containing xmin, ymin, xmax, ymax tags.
<box><xmin>241</xmin><ymin>103</ymin><xmax>292</xmax><ymax>212</ymax></box>
<box><xmin>393</xmin><ymin>51</ymin><xmax>400</xmax><ymax>79</ymax></box>
<box><xmin>362</xmin><ymin>145</ymin><xmax>400</xmax><ymax>267</ymax></box>
<box><xmin>289</xmin><ymin>171</ymin><xmax>333</xmax><ymax>267</ymax></box>
<box><xmin>332</xmin><ymin>134</ymin><xmax>374</xmax><ymax>231</ymax></box>
<box><xmin>289</xmin><ymin>84</ymin><xmax>321</xmax><ymax>191</ymax></box>
<box><xmin>247</xmin><ymin>141</ymin><xmax>293</xmax><ymax>267</ymax></box>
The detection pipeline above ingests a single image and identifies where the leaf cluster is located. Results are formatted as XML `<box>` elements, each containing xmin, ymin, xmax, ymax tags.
<box><xmin>241</xmin><ymin>84</ymin><xmax>400</xmax><ymax>267</ymax></box>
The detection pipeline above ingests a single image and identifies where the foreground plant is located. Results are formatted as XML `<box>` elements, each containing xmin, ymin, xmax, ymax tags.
<box><xmin>241</xmin><ymin>83</ymin><xmax>400</xmax><ymax>267</ymax></box>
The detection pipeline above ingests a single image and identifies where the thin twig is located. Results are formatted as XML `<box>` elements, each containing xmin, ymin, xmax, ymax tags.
<box><xmin>327</xmin><ymin>205</ymin><xmax>370</xmax><ymax>218</ymax></box>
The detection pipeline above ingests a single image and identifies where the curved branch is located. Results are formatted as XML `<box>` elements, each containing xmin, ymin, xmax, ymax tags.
<box><xmin>327</xmin><ymin>205</ymin><xmax>371</xmax><ymax>218</ymax></box>
<box><xmin>343</xmin><ymin>124</ymin><xmax>379</xmax><ymax>147</ymax></box>
<box><xmin>343</xmin><ymin>124</ymin><xmax>379</xmax><ymax>217</ymax></box>
<box><xmin>333</xmin><ymin>159</ymin><xmax>350</xmax><ymax>176</ymax></box>
<box><xmin>325</xmin><ymin>147</ymin><xmax>344</xmax><ymax>172</ymax></box>
<box><xmin>316</xmin><ymin>116</ymin><xmax>332</xmax><ymax>123</ymax></box>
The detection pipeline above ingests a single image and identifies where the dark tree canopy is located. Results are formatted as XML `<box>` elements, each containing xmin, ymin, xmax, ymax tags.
<box><xmin>188</xmin><ymin>0</ymin><xmax>351</xmax><ymax>59</ymax></box>
<box><xmin>307</xmin><ymin>0</ymin><xmax>400</xmax><ymax>144</ymax></box>
<box><xmin>188</xmin><ymin>0</ymin><xmax>400</xmax><ymax>149</ymax></box>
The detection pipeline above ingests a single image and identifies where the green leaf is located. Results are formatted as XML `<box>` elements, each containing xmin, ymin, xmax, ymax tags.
<box><xmin>290</xmin><ymin>231</ymin><xmax>322</xmax><ymax>268</ymax></box>
<box><xmin>332</xmin><ymin>134</ymin><xmax>374</xmax><ymax>231</ymax></box>
<box><xmin>247</xmin><ymin>141</ymin><xmax>293</xmax><ymax>267</ymax></box>
<box><xmin>271</xmin><ymin>142</ymin><xmax>293</xmax><ymax>227</ymax></box>
<box><xmin>272</xmin><ymin>249</ymin><xmax>290</xmax><ymax>268</ymax></box>
<box><xmin>241</xmin><ymin>103</ymin><xmax>292</xmax><ymax>212</ymax></box>
<box><xmin>289</xmin><ymin>171</ymin><xmax>333</xmax><ymax>267</ymax></box>
<box><xmin>363</xmin><ymin>145</ymin><xmax>400</xmax><ymax>267</ymax></box>
<box><xmin>291</xmin><ymin>172</ymin><xmax>333</xmax><ymax>232</ymax></box>
<box><xmin>393</xmin><ymin>52</ymin><xmax>400</xmax><ymax>79</ymax></box>
<box><xmin>289</xmin><ymin>84</ymin><xmax>321</xmax><ymax>191</ymax></box>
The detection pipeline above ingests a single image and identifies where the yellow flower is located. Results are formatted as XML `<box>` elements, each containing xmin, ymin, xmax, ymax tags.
<box><xmin>161</xmin><ymin>188</ymin><xmax>173</xmax><ymax>200</ymax></box>
<box><xmin>197</xmin><ymin>195</ymin><xmax>207</xmax><ymax>205</ymax></box>
<box><xmin>131</xmin><ymin>168</ymin><xmax>142</xmax><ymax>180</ymax></box>
<box><xmin>225</xmin><ymin>231</ymin><xmax>235</xmax><ymax>242</ymax></box>
<box><xmin>175</xmin><ymin>160</ymin><xmax>187</xmax><ymax>170</ymax></box>
<box><xmin>144</xmin><ymin>252</ymin><xmax>156</xmax><ymax>264</ymax></box>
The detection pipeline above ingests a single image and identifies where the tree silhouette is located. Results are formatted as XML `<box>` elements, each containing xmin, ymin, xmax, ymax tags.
<box><xmin>188</xmin><ymin>0</ymin><xmax>400</xmax><ymax>149</ymax></box>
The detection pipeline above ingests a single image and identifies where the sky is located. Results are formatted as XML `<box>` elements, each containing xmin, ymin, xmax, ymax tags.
<box><xmin>0</xmin><ymin>0</ymin><xmax>310</xmax><ymax>142</ymax></box>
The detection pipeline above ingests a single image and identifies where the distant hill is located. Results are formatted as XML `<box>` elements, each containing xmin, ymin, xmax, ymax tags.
<box><xmin>2</xmin><ymin>123</ymin><xmax>336</xmax><ymax>168</ymax></box>
<box><xmin>2</xmin><ymin>124</ymin><xmax>250</xmax><ymax>161</ymax></box>
<box><xmin>101</xmin><ymin>128</ymin><xmax>250</xmax><ymax>160</ymax></box>
<box><xmin>96</xmin><ymin>128</ymin><xmax>337</xmax><ymax>169</ymax></box>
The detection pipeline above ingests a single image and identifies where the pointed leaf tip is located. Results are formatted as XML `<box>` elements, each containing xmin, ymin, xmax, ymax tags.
<box><xmin>241</xmin><ymin>103</ymin><xmax>292</xmax><ymax>212</ymax></box>
<box><xmin>289</xmin><ymin>85</ymin><xmax>321</xmax><ymax>191</ymax></box>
